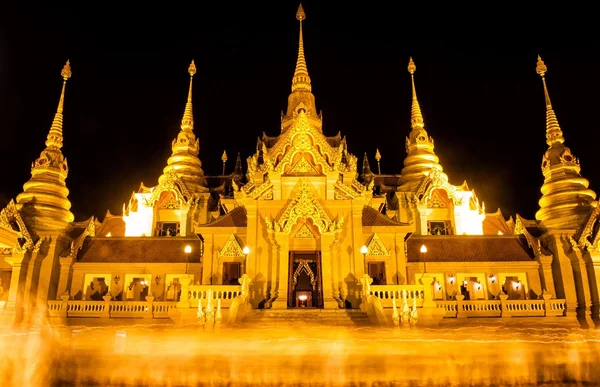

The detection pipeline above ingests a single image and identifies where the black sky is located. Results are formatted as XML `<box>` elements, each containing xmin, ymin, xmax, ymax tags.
<box><xmin>0</xmin><ymin>3</ymin><xmax>598</xmax><ymax>222</ymax></box>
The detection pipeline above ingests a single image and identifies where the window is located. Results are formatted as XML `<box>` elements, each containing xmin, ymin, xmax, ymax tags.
<box><xmin>155</xmin><ymin>222</ymin><xmax>180</xmax><ymax>236</ymax></box>
<box><xmin>223</xmin><ymin>262</ymin><xmax>241</xmax><ymax>285</ymax></box>
<box><xmin>427</xmin><ymin>220</ymin><xmax>452</xmax><ymax>235</ymax></box>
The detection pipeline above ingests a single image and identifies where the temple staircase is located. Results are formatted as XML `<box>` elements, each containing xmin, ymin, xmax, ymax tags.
<box><xmin>243</xmin><ymin>308</ymin><xmax>371</xmax><ymax>328</ymax></box>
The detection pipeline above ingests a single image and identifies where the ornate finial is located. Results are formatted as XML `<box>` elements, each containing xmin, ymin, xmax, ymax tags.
<box><xmin>536</xmin><ymin>55</ymin><xmax>547</xmax><ymax>77</ymax></box>
<box><xmin>296</xmin><ymin>3</ymin><xmax>306</xmax><ymax>21</ymax></box>
<box><xmin>407</xmin><ymin>57</ymin><xmax>416</xmax><ymax>75</ymax></box>
<box><xmin>61</xmin><ymin>60</ymin><xmax>72</xmax><ymax>81</ymax></box>
<box><xmin>375</xmin><ymin>148</ymin><xmax>381</xmax><ymax>161</ymax></box>
<box><xmin>291</xmin><ymin>3</ymin><xmax>311</xmax><ymax>93</ymax></box>
<box><xmin>221</xmin><ymin>150</ymin><xmax>228</xmax><ymax>162</ymax></box>
<box><xmin>189</xmin><ymin>60</ymin><xmax>197</xmax><ymax>77</ymax></box>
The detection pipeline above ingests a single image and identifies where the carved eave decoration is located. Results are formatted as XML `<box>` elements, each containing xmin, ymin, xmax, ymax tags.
<box><xmin>415</xmin><ymin>168</ymin><xmax>461</xmax><ymax>206</ymax></box>
<box><xmin>67</xmin><ymin>218</ymin><xmax>95</xmax><ymax>259</ymax></box>
<box><xmin>145</xmin><ymin>171</ymin><xmax>193</xmax><ymax>208</ymax></box>
<box><xmin>575</xmin><ymin>205</ymin><xmax>600</xmax><ymax>251</ymax></box>
<box><xmin>218</xmin><ymin>234</ymin><xmax>244</xmax><ymax>257</ymax></box>
<box><xmin>0</xmin><ymin>200</ymin><xmax>39</xmax><ymax>253</ymax></box>
<box><xmin>514</xmin><ymin>215</ymin><xmax>542</xmax><ymax>257</ymax></box>
<box><xmin>334</xmin><ymin>179</ymin><xmax>372</xmax><ymax>200</ymax></box>
<box><xmin>265</xmin><ymin>179</ymin><xmax>344</xmax><ymax>235</ymax></box>
<box><xmin>234</xmin><ymin>180</ymin><xmax>274</xmax><ymax>201</ymax></box>
<box><xmin>366</xmin><ymin>233</ymin><xmax>391</xmax><ymax>256</ymax></box>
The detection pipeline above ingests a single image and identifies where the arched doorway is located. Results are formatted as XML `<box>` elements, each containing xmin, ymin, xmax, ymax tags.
<box><xmin>288</xmin><ymin>251</ymin><xmax>323</xmax><ymax>308</ymax></box>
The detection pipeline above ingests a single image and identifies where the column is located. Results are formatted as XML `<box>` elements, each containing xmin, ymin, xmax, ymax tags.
<box><xmin>2</xmin><ymin>252</ymin><xmax>28</xmax><ymax>320</ymax></box>
<box><xmin>56</xmin><ymin>256</ymin><xmax>74</xmax><ymax>298</ymax></box>
<box><xmin>202</xmin><ymin>234</ymin><xmax>214</xmax><ymax>285</ymax></box>
<box><xmin>545</xmin><ymin>233</ymin><xmax>578</xmax><ymax>315</ymax></box>
<box><xmin>36</xmin><ymin>234</ymin><xmax>70</xmax><ymax>312</ymax></box>
<box><xmin>271</xmin><ymin>234</ymin><xmax>289</xmax><ymax>309</ymax></box>
<box><xmin>538</xmin><ymin>255</ymin><xmax>556</xmax><ymax>296</ymax></box>
<box><xmin>320</xmin><ymin>234</ymin><xmax>340</xmax><ymax>309</ymax></box>
<box><xmin>395</xmin><ymin>233</ymin><xmax>407</xmax><ymax>284</ymax></box>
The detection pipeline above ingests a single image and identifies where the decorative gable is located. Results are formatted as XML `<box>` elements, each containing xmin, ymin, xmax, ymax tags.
<box><xmin>287</xmin><ymin>155</ymin><xmax>320</xmax><ymax>175</ymax></box>
<box><xmin>427</xmin><ymin>189</ymin><xmax>449</xmax><ymax>208</ymax></box>
<box><xmin>157</xmin><ymin>191</ymin><xmax>181</xmax><ymax>209</ymax></box>
<box><xmin>366</xmin><ymin>233</ymin><xmax>391</xmax><ymax>256</ymax></box>
<box><xmin>294</xmin><ymin>223</ymin><xmax>316</xmax><ymax>239</ymax></box>
<box><xmin>218</xmin><ymin>234</ymin><xmax>244</xmax><ymax>257</ymax></box>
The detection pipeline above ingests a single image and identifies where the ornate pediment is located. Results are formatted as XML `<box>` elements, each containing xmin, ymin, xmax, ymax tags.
<box><xmin>294</xmin><ymin>223</ymin><xmax>316</xmax><ymax>239</ymax></box>
<box><xmin>426</xmin><ymin>189</ymin><xmax>449</xmax><ymax>208</ymax></box>
<box><xmin>266</xmin><ymin>179</ymin><xmax>343</xmax><ymax>235</ymax></box>
<box><xmin>415</xmin><ymin>168</ymin><xmax>460</xmax><ymax>206</ymax></box>
<box><xmin>366</xmin><ymin>233</ymin><xmax>391</xmax><ymax>256</ymax></box>
<box><xmin>0</xmin><ymin>200</ymin><xmax>39</xmax><ymax>253</ymax></box>
<box><xmin>218</xmin><ymin>234</ymin><xmax>244</xmax><ymax>257</ymax></box>
<box><xmin>157</xmin><ymin>191</ymin><xmax>181</xmax><ymax>209</ymax></box>
<box><xmin>514</xmin><ymin>215</ymin><xmax>542</xmax><ymax>257</ymax></box>
<box><xmin>146</xmin><ymin>171</ymin><xmax>192</xmax><ymax>208</ymax></box>
<box><xmin>287</xmin><ymin>155</ymin><xmax>320</xmax><ymax>175</ymax></box>
<box><xmin>235</xmin><ymin>181</ymin><xmax>274</xmax><ymax>200</ymax></box>
<box><xmin>68</xmin><ymin>218</ymin><xmax>95</xmax><ymax>258</ymax></box>
<box><xmin>576</xmin><ymin>205</ymin><xmax>600</xmax><ymax>250</ymax></box>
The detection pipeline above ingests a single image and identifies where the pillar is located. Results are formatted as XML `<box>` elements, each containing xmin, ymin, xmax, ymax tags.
<box><xmin>56</xmin><ymin>256</ymin><xmax>74</xmax><ymax>298</ymax></box>
<box><xmin>2</xmin><ymin>252</ymin><xmax>28</xmax><ymax>321</ymax></box>
<box><xmin>320</xmin><ymin>234</ymin><xmax>340</xmax><ymax>309</ymax></box>
<box><xmin>538</xmin><ymin>254</ymin><xmax>556</xmax><ymax>296</ymax></box>
<box><xmin>271</xmin><ymin>234</ymin><xmax>289</xmax><ymax>309</ymax></box>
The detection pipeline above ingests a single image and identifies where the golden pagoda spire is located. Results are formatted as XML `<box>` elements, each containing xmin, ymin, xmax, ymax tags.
<box><xmin>16</xmin><ymin>60</ymin><xmax>74</xmax><ymax>231</ymax></box>
<box><xmin>291</xmin><ymin>3</ymin><xmax>310</xmax><ymax>93</ymax></box>
<box><xmin>534</xmin><ymin>56</ymin><xmax>596</xmax><ymax>230</ymax></box>
<box><xmin>407</xmin><ymin>57</ymin><xmax>424</xmax><ymax>130</ymax></box>
<box><xmin>181</xmin><ymin>60</ymin><xmax>196</xmax><ymax>132</ymax></box>
<box><xmin>399</xmin><ymin>57</ymin><xmax>446</xmax><ymax>192</ymax></box>
<box><xmin>282</xmin><ymin>3</ymin><xmax>320</xmax><ymax>133</ymax></box>
<box><xmin>159</xmin><ymin>60</ymin><xmax>208</xmax><ymax>193</ymax></box>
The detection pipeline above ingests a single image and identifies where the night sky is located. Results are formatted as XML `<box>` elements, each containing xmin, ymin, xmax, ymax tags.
<box><xmin>0</xmin><ymin>3</ymin><xmax>598</xmax><ymax>223</ymax></box>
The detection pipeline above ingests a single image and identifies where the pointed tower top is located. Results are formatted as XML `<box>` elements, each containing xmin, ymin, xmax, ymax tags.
<box><xmin>407</xmin><ymin>57</ymin><xmax>424</xmax><ymax>130</ymax></box>
<box><xmin>292</xmin><ymin>3</ymin><xmax>311</xmax><ymax>93</ymax></box>
<box><xmin>375</xmin><ymin>148</ymin><xmax>382</xmax><ymax>162</ymax></box>
<box><xmin>45</xmin><ymin>60</ymin><xmax>72</xmax><ymax>149</ymax></box>
<box><xmin>16</xmin><ymin>60</ymin><xmax>75</xmax><ymax>230</ymax></box>
<box><xmin>535</xmin><ymin>56</ymin><xmax>564</xmax><ymax>146</ymax></box>
<box><xmin>159</xmin><ymin>60</ymin><xmax>207</xmax><ymax>193</ymax></box>
<box><xmin>181</xmin><ymin>60</ymin><xmax>196</xmax><ymax>132</ymax></box>
<box><xmin>296</xmin><ymin>3</ymin><xmax>306</xmax><ymax>21</ymax></box>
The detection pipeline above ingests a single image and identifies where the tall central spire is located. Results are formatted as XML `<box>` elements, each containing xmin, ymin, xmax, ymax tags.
<box><xmin>282</xmin><ymin>3</ymin><xmax>320</xmax><ymax>133</ymax></box>
<box><xmin>16</xmin><ymin>60</ymin><xmax>75</xmax><ymax>231</ymax></box>
<box><xmin>399</xmin><ymin>57</ymin><xmax>445</xmax><ymax>192</ymax></box>
<box><xmin>160</xmin><ymin>60</ymin><xmax>208</xmax><ymax>193</ymax></box>
<box><xmin>291</xmin><ymin>4</ymin><xmax>311</xmax><ymax>93</ymax></box>
<box><xmin>534</xmin><ymin>56</ymin><xmax>596</xmax><ymax>230</ymax></box>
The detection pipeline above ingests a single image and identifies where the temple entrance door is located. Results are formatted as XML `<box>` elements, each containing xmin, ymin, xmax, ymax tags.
<box><xmin>287</xmin><ymin>251</ymin><xmax>323</xmax><ymax>308</ymax></box>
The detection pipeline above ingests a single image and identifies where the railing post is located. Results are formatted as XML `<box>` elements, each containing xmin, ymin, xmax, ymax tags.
<box><xmin>102</xmin><ymin>295</ymin><xmax>112</xmax><ymax>318</ymax></box>
<box><xmin>145</xmin><ymin>295</ymin><xmax>154</xmax><ymax>319</ymax></box>
<box><xmin>59</xmin><ymin>293</ymin><xmax>70</xmax><ymax>318</ymax></box>
<box><xmin>455</xmin><ymin>294</ymin><xmax>466</xmax><ymax>318</ymax></box>
<box><xmin>177</xmin><ymin>274</ymin><xmax>192</xmax><ymax>309</ymax></box>
<box><xmin>499</xmin><ymin>294</ymin><xmax>510</xmax><ymax>318</ymax></box>
<box><xmin>542</xmin><ymin>292</ymin><xmax>552</xmax><ymax>317</ymax></box>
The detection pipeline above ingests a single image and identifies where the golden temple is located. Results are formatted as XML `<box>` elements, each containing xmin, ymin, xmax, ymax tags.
<box><xmin>1</xmin><ymin>5</ymin><xmax>599</xmax><ymax>328</ymax></box>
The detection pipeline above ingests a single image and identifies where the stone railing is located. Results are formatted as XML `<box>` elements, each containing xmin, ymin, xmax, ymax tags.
<box><xmin>435</xmin><ymin>294</ymin><xmax>566</xmax><ymax>318</ymax></box>
<box><xmin>368</xmin><ymin>284</ymin><xmax>424</xmax><ymax>308</ymax></box>
<box><xmin>188</xmin><ymin>285</ymin><xmax>242</xmax><ymax>308</ymax></box>
<box><xmin>47</xmin><ymin>294</ymin><xmax>178</xmax><ymax>319</ymax></box>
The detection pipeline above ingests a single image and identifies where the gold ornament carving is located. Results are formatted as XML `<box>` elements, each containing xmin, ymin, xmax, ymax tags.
<box><xmin>288</xmin><ymin>155</ymin><xmax>320</xmax><ymax>175</ymax></box>
<box><xmin>366</xmin><ymin>233</ymin><xmax>391</xmax><ymax>256</ymax></box>
<box><xmin>266</xmin><ymin>179</ymin><xmax>343</xmax><ymax>235</ymax></box>
<box><xmin>0</xmin><ymin>200</ymin><xmax>38</xmax><ymax>253</ymax></box>
<box><xmin>415</xmin><ymin>168</ymin><xmax>461</xmax><ymax>206</ymax></box>
<box><xmin>147</xmin><ymin>171</ymin><xmax>192</xmax><ymax>207</ymax></box>
<box><xmin>294</xmin><ymin>223</ymin><xmax>316</xmax><ymax>239</ymax></box>
<box><xmin>292</xmin><ymin>259</ymin><xmax>316</xmax><ymax>287</ymax></box>
<box><xmin>577</xmin><ymin>206</ymin><xmax>600</xmax><ymax>249</ymax></box>
<box><xmin>427</xmin><ymin>189</ymin><xmax>449</xmax><ymax>208</ymax></box>
<box><xmin>68</xmin><ymin>218</ymin><xmax>95</xmax><ymax>258</ymax></box>
<box><xmin>218</xmin><ymin>234</ymin><xmax>245</xmax><ymax>257</ymax></box>
<box><xmin>514</xmin><ymin>215</ymin><xmax>542</xmax><ymax>257</ymax></box>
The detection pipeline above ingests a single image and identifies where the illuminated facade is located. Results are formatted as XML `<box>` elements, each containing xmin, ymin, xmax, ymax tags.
<box><xmin>0</xmin><ymin>5</ymin><xmax>597</xmax><ymax>326</ymax></box>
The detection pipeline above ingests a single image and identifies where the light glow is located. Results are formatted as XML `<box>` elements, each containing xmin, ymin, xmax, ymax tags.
<box><xmin>243</xmin><ymin>246</ymin><xmax>250</xmax><ymax>255</ymax></box>
<box><xmin>360</xmin><ymin>245</ymin><xmax>368</xmax><ymax>255</ymax></box>
<box><xmin>420</xmin><ymin>245</ymin><xmax>427</xmax><ymax>254</ymax></box>
<box><xmin>184</xmin><ymin>245</ymin><xmax>192</xmax><ymax>254</ymax></box>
